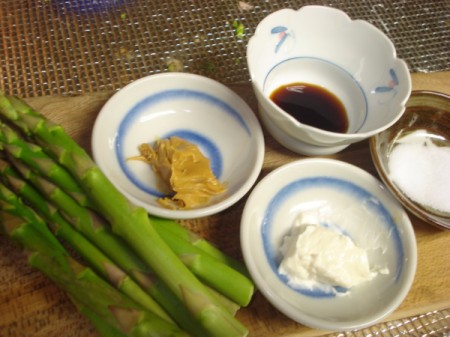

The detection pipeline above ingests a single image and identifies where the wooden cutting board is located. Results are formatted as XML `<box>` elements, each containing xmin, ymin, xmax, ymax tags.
<box><xmin>0</xmin><ymin>72</ymin><xmax>449</xmax><ymax>337</ymax></box>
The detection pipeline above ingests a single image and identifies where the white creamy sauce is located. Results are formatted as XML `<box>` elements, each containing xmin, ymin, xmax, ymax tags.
<box><xmin>278</xmin><ymin>215</ymin><xmax>380</xmax><ymax>294</ymax></box>
<box><xmin>388</xmin><ymin>130</ymin><xmax>450</xmax><ymax>214</ymax></box>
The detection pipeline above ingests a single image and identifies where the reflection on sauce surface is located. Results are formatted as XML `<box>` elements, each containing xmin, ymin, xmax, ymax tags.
<box><xmin>270</xmin><ymin>82</ymin><xmax>348</xmax><ymax>133</ymax></box>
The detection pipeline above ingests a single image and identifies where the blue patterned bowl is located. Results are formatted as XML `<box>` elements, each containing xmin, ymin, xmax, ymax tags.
<box><xmin>92</xmin><ymin>73</ymin><xmax>265</xmax><ymax>219</ymax></box>
<box><xmin>241</xmin><ymin>158</ymin><xmax>417</xmax><ymax>330</ymax></box>
<box><xmin>247</xmin><ymin>6</ymin><xmax>411</xmax><ymax>155</ymax></box>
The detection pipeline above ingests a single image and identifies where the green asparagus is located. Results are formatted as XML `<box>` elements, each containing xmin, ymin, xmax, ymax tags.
<box><xmin>0</xmin><ymin>157</ymin><xmax>209</xmax><ymax>337</ymax></box>
<box><xmin>0</xmin><ymin>167</ymin><xmax>171</xmax><ymax>323</ymax></box>
<box><xmin>69</xmin><ymin>296</ymin><xmax>129</xmax><ymax>337</ymax></box>
<box><xmin>0</xmin><ymin>121</ymin><xmax>92</xmax><ymax>207</ymax></box>
<box><xmin>155</xmin><ymin>226</ymin><xmax>254</xmax><ymax>306</ymax></box>
<box><xmin>0</xmin><ymin>92</ymin><xmax>250</xmax><ymax>337</ymax></box>
<box><xmin>151</xmin><ymin>217</ymin><xmax>250</xmax><ymax>277</ymax></box>
<box><xmin>0</xmin><ymin>153</ymin><xmax>240</xmax><ymax>332</ymax></box>
<box><xmin>0</xmin><ymin>187</ymin><xmax>191</xmax><ymax>337</ymax></box>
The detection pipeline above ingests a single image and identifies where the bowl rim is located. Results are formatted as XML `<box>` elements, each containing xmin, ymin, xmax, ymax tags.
<box><xmin>240</xmin><ymin>158</ymin><xmax>417</xmax><ymax>331</ymax></box>
<box><xmin>92</xmin><ymin>72</ymin><xmax>266</xmax><ymax>219</ymax></box>
<box><xmin>369</xmin><ymin>90</ymin><xmax>450</xmax><ymax>230</ymax></box>
<box><xmin>247</xmin><ymin>5</ymin><xmax>412</xmax><ymax>140</ymax></box>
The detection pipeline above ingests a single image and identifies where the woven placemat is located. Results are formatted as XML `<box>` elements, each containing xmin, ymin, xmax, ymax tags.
<box><xmin>324</xmin><ymin>309</ymin><xmax>450</xmax><ymax>337</ymax></box>
<box><xmin>0</xmin><ymin>0</ymin><xmax>449</xmax><ymax>97</ymax></box>
<box><xmin>0</xmin><ymin>2</ymin><xmax>449</xmax><ymax>335</ymax></box>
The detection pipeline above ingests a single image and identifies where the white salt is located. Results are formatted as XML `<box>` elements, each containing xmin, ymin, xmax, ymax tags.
<box><xmin>388</xmin><ymin>130</ymin><xmax>450</xmax><ymax>214</ymax></box>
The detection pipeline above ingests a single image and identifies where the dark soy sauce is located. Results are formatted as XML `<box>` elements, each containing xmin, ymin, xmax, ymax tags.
<box><xmin>270</xmin><ymin>83</ymin><xmax>349</xmax><ymax>133</ymax></box>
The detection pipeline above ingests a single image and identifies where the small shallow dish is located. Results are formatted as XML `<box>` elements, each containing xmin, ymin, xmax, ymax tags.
<box><xmin>370</xmin><ymin>91</ymin><xmax>450</xmax><ymax>230</ymax></box>
<box><xmin>92</xmin><ymin>72</ymin><xmax>265</xmax><ymax>219</ymax></box>
<box><xmin>247</xmin><ymin>6</ymin><xmax>411</xmax><ymax>155</ymax></box>
<box><xmin>240</xmin><ymin>158</ymin><xmax>417</xmax><ymax>331</ymax></box>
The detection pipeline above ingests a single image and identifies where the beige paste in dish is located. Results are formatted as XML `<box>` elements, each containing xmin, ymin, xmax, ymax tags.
<box><xmin>130</xmin><ymin>136</ymin><xmax>226</xmax><ymax>210</ymax></box>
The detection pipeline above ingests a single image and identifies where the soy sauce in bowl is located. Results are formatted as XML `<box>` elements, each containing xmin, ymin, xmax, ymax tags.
<box><xmin>270</xmin><ymin>83</ymin><xmax>349</xmax><ymax>133</ymax></box>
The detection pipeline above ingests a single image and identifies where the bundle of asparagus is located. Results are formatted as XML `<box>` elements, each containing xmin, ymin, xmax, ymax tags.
<box><xmin>0</xmin><ymin>91</ymin><xmax>254</xmax><ymax>337</ymax></box>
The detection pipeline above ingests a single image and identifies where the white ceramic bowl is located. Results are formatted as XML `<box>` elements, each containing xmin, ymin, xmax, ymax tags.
<box><xmin>240</xmin><ymin>158</ymin><xmax>417</xmax><ymax>331</ymax></box>
<box><xmin>247</xmin><ymin>6</ymin><xmax>411</xmax><ymax>155</ymax></box>
<box><xmin>92</xmin><ymin>73</ymin><xmax>265</xmax><ymax>219</ymax></box>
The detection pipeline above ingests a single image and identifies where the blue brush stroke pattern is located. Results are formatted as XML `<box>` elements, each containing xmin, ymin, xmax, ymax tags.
<box><xmin>271</xmin><ymin>26</ymin><xmax>288</xmax><ymax>34</ymax></box>
<box><xmin>373</xmin><ymin>68</ymin><xmax>399</xmax><ymax>93</ymax></box>
<box><xmin>271</xmin><ymin>26</ymin><xmax>290</xmax><ymax>53</ymax></box>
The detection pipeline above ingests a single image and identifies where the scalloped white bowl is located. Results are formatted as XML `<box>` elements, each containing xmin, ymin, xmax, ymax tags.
<box><xmin>92</xmin><ymin>73</ymin><xmax>265</xmax><ymax>219</ymax></box>
<box><xmin>247</xmin><ymin>6</ymin><xmax>412</xmax><ymax>155</ymax></box>
<box><xmin>241</xmin><ymin>158</ymin><xmax>417</xmax><ymax>331</ymax></box>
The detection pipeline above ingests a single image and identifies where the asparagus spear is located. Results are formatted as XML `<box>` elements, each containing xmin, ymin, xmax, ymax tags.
<box><xmin>1</xmin><ymin>153</ymin><xmax>155</xmax><ymax>280</ymax></box>
<box><xmin>0</xmin><ymin>166</ymin><xmax>172</xmax><ymax>323</ymax></box>
<box><xmin>1</xmin><ymin>157</ymin><xmax>235</xmax><ymax>335</ymax></box>
<box><xmin>0</xmin><ymin>93</ymin><xmax>250</xmax><ymax>336</ymax></box>
<box><xmin>0</xmin><ymin>157</ymin><xmax>210</xmax><ymax>337</ymax></box>
<box><xmin>7</xmin><ymin>156</ymin><xmax>253</xmax><ymax>307</ymax></box>
<box><xmin>69</xmin><ymin>296</ymin><xmax>129</xmax><ymax>337</ymax></box>
<box><xmin>0</xmin><ymin>206</ymin><xmax>191</xmax><ymax>337</ymax></box>
<box><xmin>0</xmin><ymin>157</ymin><xmax>238</xmax><ymax>317</ymax></box>
<box><xmin>13</xmin><ymin>154</ymin><xmax>253</xmax><ymax>308</ymax></box>
<box><xmin>0</xmin><ymin>181</ymin><xmax>66</xmax><ymax>257</ymax></box>
<box><xmin>155</xmin><ymin>226</ymin><xmax>254</xmax><ymax>306</ymax></box>
<box><xmin>151</xmin><ymin>217</ymin><xmax>250</xmax><ymax>277</ymax></box>
<box><xmin>0</xmin><ymin>122</ymin><xmax>92</xmax><ymax>207</ymax></box>
<box><xmin>29</xmin><ymin>253</ymin><xmax>191</xmax><ymax>337</ymax></box>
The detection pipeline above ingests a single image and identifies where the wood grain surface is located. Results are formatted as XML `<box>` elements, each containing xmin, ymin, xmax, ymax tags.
<box><xmin>1</xmin><ymin>72</ymin><xmax>449</xmax><ymax>337</ymax></box>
